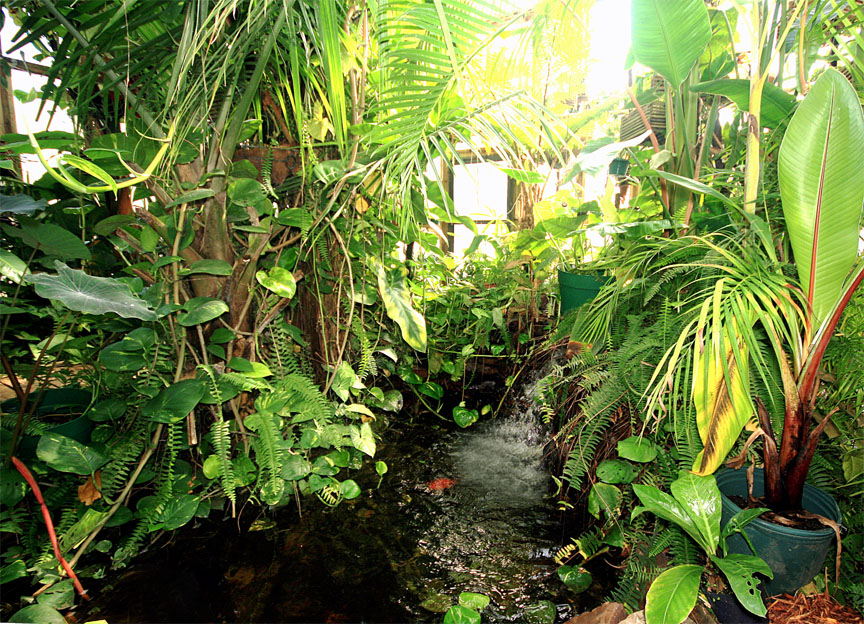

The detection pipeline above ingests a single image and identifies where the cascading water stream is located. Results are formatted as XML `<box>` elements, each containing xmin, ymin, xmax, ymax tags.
<box><xmin>82</xmin><ymin>372</ymin><xmax>585</xmax><ymax>623</ymax></box>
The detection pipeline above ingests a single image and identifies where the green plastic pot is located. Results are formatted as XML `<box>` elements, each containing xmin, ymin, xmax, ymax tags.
<box><xmin>557</xmin><ymin>270</ymin><xmax>609</xmax><ymax>315</ymax></box>
<box><xmin>717</xmin><ymin>468</ymin><xmax>841</xmax><ymax>595</ymax></box>
<box><xmin>609</xmin><ymin>157</ymin><xmax>631</xmax><ymax>177</ymax></box>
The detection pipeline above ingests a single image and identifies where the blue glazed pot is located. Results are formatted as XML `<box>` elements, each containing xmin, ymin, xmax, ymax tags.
<box><xmin>717</xmin><ymin>467</ymin><xmax>841</xmax><ymax>596</ymax></box>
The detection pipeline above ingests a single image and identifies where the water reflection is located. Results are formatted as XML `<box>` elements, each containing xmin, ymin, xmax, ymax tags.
<box><xmin>84</xmin><ymin>389</ymin><xmax>577</xmax><ymax>623</ymax></box>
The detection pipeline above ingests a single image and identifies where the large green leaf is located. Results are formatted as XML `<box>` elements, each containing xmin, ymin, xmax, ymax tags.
<box><xmin>255</xmin><ymin>267</ymin><xmax>297</xmax><ymax>299</ymax></box>
<box><xmin>176</xmin><ymin>297</ymin><xmax>229</xmax><ymax>326</ymax></box>
<box><xmin>711</xmin><ymin>554</ymin><xmax>772</xmax><ymax>617</ymax></box>
<box><xmin>558</xmin><ymin>565</ymin><xmax>593</xmax><ymax>593</ymax></box>
<box><xmin>617</xmin><ymin>436</ymin><xmax>659</xmax><ymax>462</ymax></box>
<box><xmin>0</xmin><ymin>250</ymin><xmax>28</xmax><ymax>284</ymax></box>
<box><xmin>588</xmin><ymin>483</ymin><xmax>622</xmax><ymax>519</ymax></box>
<box><xmin>0</xmin><ymin>193</ymin><xmax>46</xmax><ymax>215</ymax></box>
<box><xmin>37</xmin><ymin>432</ymin><xmax>107</xmax><ymax>475</ymax></box>
<box><xmin>632</xmin><ymin>484</ymin><xmax>709</xmax><ymax>553</ymax></box>
<box><xmin>778</xmin><ymin>68</ymin><xmax>864</xmax><ymax>327</ymax></box>
<box><xmin>645</xmin><ymin>565</ymin><xmax>702</xmax><ymax>624</ymax></box>
<box><xmin>350</xmin><ymin>422</ymin><xmax>376</xmax><ymax>457</ymax></box>
<box><xmin>631</xmin><ymin>0</ymin><xmax>712</xmax><ymax>87</ymax></box>
<box><xmin>443</xmin><ymin>605</ymin><xmax>481</xmax><ymax>624</ymax></box>
<box><xmin>28</xmin><ymin>261</ymin><xmax>156</xmax><ymax>320</ymax></box>
<box><xmin>690</xmin><ymin>78</ymin><xmax>797</xmax><ymax>128</ymax></box>
<box><xmin>141</xmin><ymin>379</ymin><xmax>206</xmax><ymax>423</ymax></box>
<box><xmin>374</xmin><ymin>261</ymin><xmax>427</xmax><ymax>352</ymax></box>
<box><xmin>669</xmin><ymin>472</ymin><xmax>721</xmax><ymax>553</ymax></box>
<box><xmin>3</xmin><ymin>221</ymin><xmax>90</xmax><ymax>259</ymax></box>
<box><xmin>9</xmin><ymin>604</ymin><xmax>67</xmax><ymax>624</ymax></box>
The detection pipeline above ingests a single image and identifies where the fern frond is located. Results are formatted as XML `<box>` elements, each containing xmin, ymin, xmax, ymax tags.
<box><xmin>211</xmin><ymin>419</ymin><xmax>236</xmax><ymax>504</ymax></box>
<box><xmin>245</xmin><ymin>412</ymin><xmax>285</xmax><ymax>505</ymax></box>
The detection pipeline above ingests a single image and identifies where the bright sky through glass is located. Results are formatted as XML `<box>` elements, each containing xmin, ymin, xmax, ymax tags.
<box><xmin>585</xmin><ymin>0</ymin><xmax>631</xmax><ymax>97</ymax></box>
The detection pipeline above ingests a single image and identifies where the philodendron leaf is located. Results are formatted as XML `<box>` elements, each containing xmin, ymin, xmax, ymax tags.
<box><xmin>645</xmin><ymin>564</ymin><xmax>702</xmax><ymax>624</ymax></box>
<box><xmin>9</xmin><ymin>604</ymin><xmax>67</xmax><ymax>624</ymax></box>
<box><xmin>350</xmin><ymin>422</ymin><xmax>376</xmax><ymax>457</ymax></box>
<box><xmin>443</xmin><ymin>605</ymin><xmax>480</xmax><ymax>624</ymax></box>
<box><xmin>373</xmin><ymin>260</ymin><xmax>426</xmax><ymax>352</ymax></box>
<box><xmin>157</xmin><ymin>494</ymin><xmax>201</xmax><ymax>531</ymax></box>
<box><xmin>711</xmin><ymin>554</ymin><xmax>772</xmax><ymax>617</ymax></box>
<box><xmin>28</xmin><ymin>261</ymin><xmax>156</xmax><ymax>320</ymax></box>
<box><xmin>0</xmin><ymin>193</ymin><xmax>46</xmax><ymax>215</ymax></box>
<box><xmin>588</xmin><ymin>483</ymin><xmax>622</xmax><ymax>518</ymax></box>
<box><xmin>669</xmin><ymin>471</ymin><xmax>721</xmax><ymax>553</ymax></box>
<box><xmin>558</xmin><ymin>565</ymin><xmax>593</xmax><ymax>593</ymax></box>
<box><xmin>256</xmin><ymin>267</ymin><xmax>297</xmax><ymax>299</ymax></box>
<box><xmin>631</xmin><ymin>0</ymin><xmax>711</xmax><ymax>87</ymax></box>
<box><xmin>37</xmin><ymin>433</ymin><xmax>107</xmax><ymax>475</ymax></box>
<box><xmin>617</xmin><ymin>436</ymin><xmax>659</xmax><ymax>462</ymax></box>
<box><xmin>141</xmin><ymin>379</ymin><xmax>206</xmax><ymax>424</ymax></box>
<box><xmin>3</xmin><ymin>221</ymin><xmax>90</xmax><ymax>259</ymax></box>
<box><xmin>340</xmin><ymin>479</ymin><xmax>361</xmax><ymax>500</ymax></box>
<box><xmin>176</xmin><ymin>297</ymin><xmax>229</xmax><ymax>326</ymax></box>
<box><xmin>596</xmin><ymin>459</ymin><xmax>638</xmax><ymax>484</ymax></box>
<box><xmin>453</xmin><ymin>405</ymin><xmax>479</xmax><ymax>428</ymax></box>
<box><xmin>458</xmin><ymin>592</ymin><xmax>490</xmax><ymax>611</ymax></box>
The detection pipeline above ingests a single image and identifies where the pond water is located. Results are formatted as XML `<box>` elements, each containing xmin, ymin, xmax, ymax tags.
<box><xmin>82</xmin><ymin>379</ymin><xmax>598</xmax><ymax>623</ymax></box>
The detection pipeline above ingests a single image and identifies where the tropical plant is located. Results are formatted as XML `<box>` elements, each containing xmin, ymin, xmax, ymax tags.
<box><xmin>646</xmin><ymin>68</ymin><xmax>864</xmax><ymax>511</ymax></box>
<box><xmin>634</xmin><ymin>472</ymin><xmax>772</xmax><ymax>624</ymax></box>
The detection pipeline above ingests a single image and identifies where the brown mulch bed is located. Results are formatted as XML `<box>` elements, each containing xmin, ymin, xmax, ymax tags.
<box><xmin>768</xmin><ymin>591</ymin><xmax>864</xmax><ymax>624</ymax></box>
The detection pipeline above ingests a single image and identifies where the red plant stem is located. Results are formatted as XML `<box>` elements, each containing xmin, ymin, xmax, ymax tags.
<box><xmin>10</xmin><ymin>456</ymin><xmax>89</xmax><ymax>600</ymax></box>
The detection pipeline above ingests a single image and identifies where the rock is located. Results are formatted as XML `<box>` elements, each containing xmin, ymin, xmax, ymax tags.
<box><xmin>564</xmin><ymin>602</ymin><xmax>628</xmax><ymax>624</ymax></box>
<box><xmin>620</xmin><ymin>611</ymin><xmax>697</xmax><ymax>624</ymax></box>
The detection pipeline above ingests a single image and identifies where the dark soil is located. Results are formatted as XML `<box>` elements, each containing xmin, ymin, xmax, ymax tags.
<box><xmin>728</xmin><ymin>495</ymin><xmax>827</xmax><ymax>532</ymax></box>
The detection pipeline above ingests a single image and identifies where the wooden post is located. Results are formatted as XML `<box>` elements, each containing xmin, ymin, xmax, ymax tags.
<box><xmin>0</xmin><ymin>58</ymin><xmax>22</xmax><ymax>178</ymax></box>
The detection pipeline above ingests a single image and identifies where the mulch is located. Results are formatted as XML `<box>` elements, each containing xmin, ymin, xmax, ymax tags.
<box><xmin>768</xmin><ymin>591</ymin><xmax>864</xmax><ymax>624</ymax></box>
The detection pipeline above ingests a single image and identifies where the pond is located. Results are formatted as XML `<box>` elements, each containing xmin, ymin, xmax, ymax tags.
<box><xmin>81</xmin><ymin>379</ymin><xmax>600</xmax><ymax>623</ymax></box>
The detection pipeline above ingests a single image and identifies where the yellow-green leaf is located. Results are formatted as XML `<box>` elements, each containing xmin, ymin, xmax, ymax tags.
<box><xmin>373</xmin><ymin>260</ymin><xmax>426</xmax><ymax>352</ymax></box>
<box><xmin>691</xmin><ymin>320</ymin><xmax>753</xmax><ymax>475</ymax></box>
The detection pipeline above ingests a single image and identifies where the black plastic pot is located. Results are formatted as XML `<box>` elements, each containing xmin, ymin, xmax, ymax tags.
<box><xmin>706</xmin><ymin>591</ymin><xmax>767</xmax><ymax>624</ymax></box>
<box><xmin>717</xmin><ymin>467</ymin><xmax>841</xmax><ymax>596</ymax></box>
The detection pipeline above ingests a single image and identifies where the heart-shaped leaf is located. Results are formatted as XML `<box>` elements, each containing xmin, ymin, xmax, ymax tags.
<box><xmin>256</xmin><ymin>267</ymin><xmax>297</xmax><ymax>299</ymax></box>
<box><xmin>453</xmin><ymin>405</ymin><xmax>479</xmax><ymax>428</ymax></box>
<box><xmin>29</xmin><ymin>261</ymin><xmax>155</xmax><ymax>320</ymax></box>
<box><xmin>176</xmin><ymin>297</ymin><xmax>229</xmax><ymax>326</ymax></box>
<box><xmin>4</xmin><ymin>221</ymin><xmax>90</xmax><ymax>259</ymax></box>
<box><xmin>458</xmin><ymin>593</ymin><xmax>490</xmax><ymax>611</ymax></box>
<box><xmin>141</xmin><ymin>379</ymin><xmax>206</xmax><ymax>423</ymax></box>
<box><xmin>340</xmin><ymin>479</ymin><xmax>361</xmax><ymax>499</ymax></box>
<box><xmin>373</xmin><ymin>260</ymin><xmax>426</xmax><ymax>352</ymax></box>
<box><xmin>350</xmin><ymin>422</ymin><xmax>376</xmax><ymax>457</ymax></box>
<box><xmin>37</xmin><ymin>433</ymin><xmax>107</xmax><ymax>475</ymax></box>
<box><xmin>558</xmin><ymin>565</ymin><xmax>593</xmax><ymax>593</ymax></box>
<box><xmin>596</xmin><ymin>459</ymin><xmax>638</xmax><ymax>484</ymax></box>
<box><xmin>588</xmin><ymin>483</ymin><xmax>622</xmax><ymax>518</ymax></box>
<box><xmin>443</xmin><ymin>605</ymin><xmax>480</xmax><ymax>624</ymax></box>
<box><xmin>617</xmin><ymin>436</ymin><xmax>659</xmax><ymax>462</ymax></box>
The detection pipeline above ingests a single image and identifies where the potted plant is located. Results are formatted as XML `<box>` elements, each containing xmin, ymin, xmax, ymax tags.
<box><xmin>646</xmin><ymin>68</ymin><xmax>863</xmax><ymax>593</ymax></box>
<box><xmin>634</xmin><ymin>471</ymin><xmax>772</xmax><ymax>623</ymax></box>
